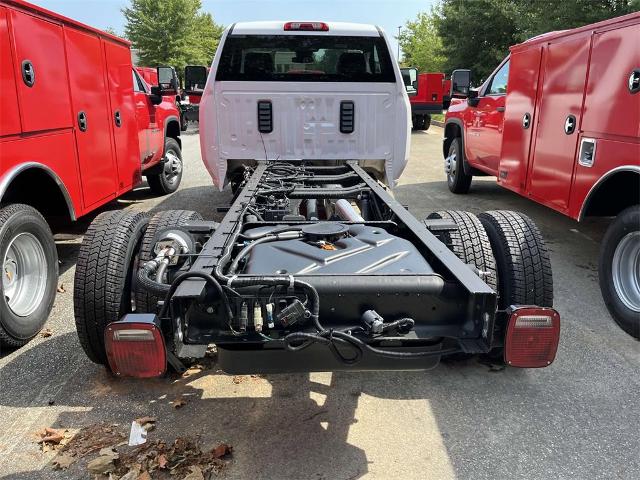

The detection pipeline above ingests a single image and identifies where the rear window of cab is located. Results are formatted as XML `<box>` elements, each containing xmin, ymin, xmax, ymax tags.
<box><xmin>216</xmin><ymin>35</ymin><xmax>396</xmax><ymax>82</ymax></box>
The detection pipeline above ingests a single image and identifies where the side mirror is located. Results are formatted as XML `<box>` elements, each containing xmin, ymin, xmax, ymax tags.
<box><xmin>149</xmin><ymin>86</ymin><xmax>163</xmax><ymax>105</ymax></box>
<box><xmin>185</xmin><ymin>65</ymin><xmax>208</xmax><ymax>94</ymax></box>
<box><xmin>400</xmin><ymin>67</ymin><xmax>418</xmax><ymax>97</ymax></box>
<box><xmin>157</xmin><ymin>66</ymin><xmax>179</xmax><ymax>95</ymax></box>
<box><xmin>450</xmin><ymin>69</ymin><xmax>472</xmax><ymax>98</ymax></box>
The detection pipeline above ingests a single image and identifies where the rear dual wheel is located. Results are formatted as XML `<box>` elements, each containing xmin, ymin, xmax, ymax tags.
<box><xmin>432</xmin><ymin>210</ymin><xmax>553</xmax><ymax>362</ymax></box>
<box><xmin>74</xmin><ymin>211</ymin><xmax>148</xmax><ymax>364</ymax></box>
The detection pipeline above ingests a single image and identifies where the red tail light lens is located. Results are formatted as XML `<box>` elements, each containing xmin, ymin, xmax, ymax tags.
<box><xmin>284</xmin><ymin>22</ymin><xmax>329</xmax><ymax>31</ymax></box>
<box><xmin>504</xmin><ymin>307</ymin><xmax>560</xmax><ymax>368</ymax></box>
<box><xmin>105</xmin><ymin>314</ymin><xmax>166</xmax><ymax>378</ymax></box>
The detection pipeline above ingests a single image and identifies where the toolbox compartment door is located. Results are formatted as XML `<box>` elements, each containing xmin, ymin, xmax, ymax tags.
<box><xmin>65</xmin><ymin>28</ymin><xmax>117</xmax><ymax>208</ymax></box>
<box><xmin>526</xmin><ymin>34</ymin><xmax>590</xmax><ymax>212</ymax></box>
<box><xmin>0</xmin><ymin>7</ymin><xmax>20</xmax><ymax>137</ymax></box>
<box><xmin>498</xmin><ymin>46</ymin><xmax>542</xmax><ymax>193</ymax></box>
<box><xmin>10</xmin><ymin>9</ymin><xmax>72</xmax><ymax>133</ymax></box>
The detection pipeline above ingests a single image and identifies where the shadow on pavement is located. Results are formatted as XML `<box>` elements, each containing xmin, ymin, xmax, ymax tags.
<box><xmin>0</xmin><ymin>330</ymin><xmax>536</xmax><ymax>479</ymax></box>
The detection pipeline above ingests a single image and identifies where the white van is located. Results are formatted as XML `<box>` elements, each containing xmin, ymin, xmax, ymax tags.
<box><xmin>199</xmin><ymin>21</ymin><xmax>412</xmax><ymax>189</ymax></box>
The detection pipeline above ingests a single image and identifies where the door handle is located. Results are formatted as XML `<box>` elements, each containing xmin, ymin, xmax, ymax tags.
<box><xmin>496</xmin><ymin>106</ymin><xmax>506</xmax><ymax>112</ymax></box>
<box><xmin>629</xmin><ymin>68</ymin><xmax>640</xmax><ymax>94</ymax></box>
<box><xmin>21</xmin><ymin>60</ymin><xmax>35</xmax><ymax>87</ymax></box>
<box><xmin>77</xmin><ymin>111</ymin><xmax>88</xmax><ymax>132</ymax></box>
<box><xmin>114</xmin><ymin>110</ymin><xmax>122</xmax><ymax>127</ymax></box>
<box><xmin>522</xmin><ymin>113</ymin><xmax>531</xmax><ymax>129</ymax></box>
<box><xmin>564</xmin><ymin>114</ymin><xmax>576</xmax><ymax>135</ymax></box>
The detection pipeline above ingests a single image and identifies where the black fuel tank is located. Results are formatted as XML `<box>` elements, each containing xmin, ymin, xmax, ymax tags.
<box><xmin>243</xmin><ymin>224</ymin><xmax>433</xmax><ymax>275</ymax></box>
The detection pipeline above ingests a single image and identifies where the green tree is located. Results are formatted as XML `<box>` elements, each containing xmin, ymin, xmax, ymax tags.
<box><xmin>398</xmin><ymin>11</ymin><xmax>446</xmax><ymax>72</ymax></box>
<box><xmin>433</xmin><ymin>0</ymin><xmax>638</xmax><ymax>82</ymax></box>
<box><xmin>123</xmin><ymin>0</ymin><xmax>223</xmax><ymax>72</ymax></box>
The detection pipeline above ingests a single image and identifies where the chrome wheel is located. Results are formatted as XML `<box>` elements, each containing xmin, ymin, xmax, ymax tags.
<box><xmin>163</xmin><ymin>150</ymin><xmax>182</xmax><ymax>186</ymax></box>
<box><xmin>2</xmin><ymin>232</ymin><xmax>48</xmax><ymax>317</ymax></box>
<box><xmin>612</xmin><ymin>231</ymin><xmax>640</xmax><ymax>312</ymax></box>
<box><xmin>445</xmin><ymin>150</ymin><xmax>457</xmax><ymax>184</ymax></box>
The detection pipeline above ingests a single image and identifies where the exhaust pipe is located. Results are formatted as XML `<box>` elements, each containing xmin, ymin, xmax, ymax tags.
<box><xmin>335</xmin><ymin>199</ymin><xmax>364</xmax><ymax>222</ymax></box>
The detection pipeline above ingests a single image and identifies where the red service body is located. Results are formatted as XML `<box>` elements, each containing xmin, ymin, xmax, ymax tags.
<box><xmin>0</xmin><ymin>0</ymin><xmax>184</xmax><ymax>347</ymax></box>
<box><xmin>408</xmin><ymin>72</ymin><xmax>450</xmax><ymax>130</ymax></box>
<box><xmin>444</xmin><ymin>12</ymin><xmax>640</xmax><ymax>338</ymax></box>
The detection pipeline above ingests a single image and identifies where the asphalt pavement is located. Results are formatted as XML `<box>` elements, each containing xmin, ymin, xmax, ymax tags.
<box><xmin>0</xmin><ymin>127</ymin><xmax>638</xmax><ymax>480</ymax></box>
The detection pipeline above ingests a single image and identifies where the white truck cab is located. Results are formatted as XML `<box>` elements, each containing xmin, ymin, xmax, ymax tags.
<box><xmin>199</xmin><ymin>21</ymin><xmax>411</xmax><ymax>189</ymax></box>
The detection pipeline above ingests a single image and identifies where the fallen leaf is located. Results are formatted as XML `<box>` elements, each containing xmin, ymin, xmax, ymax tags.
<box><xmin>137</xmin><ymin>471</ymin><xmax>152</xmax><ymax>480</ymax></box>
<box><xmin>87</xmin><ymin>454</ymin><xmax>117</xmax><ymax>474</ymax></box>
<box><xmin>135</xmin><ymin>416</ymin><xmax>157</xmax><ymax>426</ymax></box>
<box><xmin>182</xmin><ymin>365</ymin><xmax>203</xmax><ymax>377</ymax></box>
<box><xmin>57</xmin><ymin>284</ymin><xmax>66</xmax><ymax>293</ymax></box>
<box><xmin>181</xmin><ymin>465</ymin><xmax>204</xmax><ymax>480</ymax></box>
<box><xmin>171</xmin><ymin>397</ymin><xmax>187</xmax><ymax>409</ymax></box>
<box><xmin>99</xmin><ymin>447</ymin><xmax>119</xmax><ymax>457</ymax></box>
<box><xmin>211</xmin><ymin>443</ymin><xmax>232</xmax><ymax>459</ymax></box>
<box><xmin>141</xmin><ymin>422</ymin><xmax>155</xmax><ymax>432</ymax></box>
<box><xmin>40</xmin><ymin>328</ymin><xmax>53</xmax><ymax>338</ymax></box>
<box><xmin>158</xmin><ymin>454</ymin><xmax>168</xmax><ymax>469</ymax></box>
<box><xmin>38</xmin><ymin>427</ymin><xmax>65</xmax><ymax>445</ymax></box>
<box><xmin>52</xmin><ymin>453</ymin><xmax>75</xmax><ymax>469</ymax></box>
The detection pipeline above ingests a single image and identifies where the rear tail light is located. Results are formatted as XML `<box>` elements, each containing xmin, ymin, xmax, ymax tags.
<box><xmin>105</xmin><ymin>314</ymin><xmax>166</xmax><ymax>378</ymax></box>
<box><xmin>284</xmin><ymin>22</ymin><xmax>329</xmax><ymax>31</ymax></box>
<box><xmin>504</xmin><ymin>307</ymin><xmax>560</xmax><ymax>368</ymax></box>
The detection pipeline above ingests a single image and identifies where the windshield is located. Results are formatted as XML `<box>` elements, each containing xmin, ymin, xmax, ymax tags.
<box><xmin>216</xmin><ymin>35</ymin><xmax>396</xmax><ymax>82</ymax></box>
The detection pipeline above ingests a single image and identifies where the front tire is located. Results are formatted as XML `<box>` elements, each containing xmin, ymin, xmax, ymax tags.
<box><xmin>147</xmin><ymin>137</ymin><xmax>183</xmax><ymax>195</ymax></box>
<box><xmin>599</xmin><ymin>206</ymin><xmax>639</xmax><ymax>338</ymax></box>
<box><xmin>445</xmin><ymin>137</ymin><xmax>472</xmax><ymax>194</ymax></box>
<box><xmin>74</xmin><ymin>211</ymin><xmax>148</xmax><ymax>364</ymax></box>
<box><xmin>0</xmin><ymin>204</ymin><xmax>58</xmax><ymax>347</ymax></box>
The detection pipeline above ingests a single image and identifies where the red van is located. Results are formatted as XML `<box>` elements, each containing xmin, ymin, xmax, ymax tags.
<box><xmin>0</xmin><ymin>0</ymin><xmax>184</xmax><ymax>347</ymax></box>
<box><xmin>443</xmin><ymin>12</ymin><xmax>639</xmax><ymax>337</ymax></box>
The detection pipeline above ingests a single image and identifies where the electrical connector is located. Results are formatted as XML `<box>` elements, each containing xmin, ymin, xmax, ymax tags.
<box><xmin>266</xmin><ymin>303</ymin><xmax>275</xmax><ymax>329</ymax></box>
<box><xmin>361</xmin><ymin>310</ymin><xmax>384</xmax><ymax>334</ymax></box>
<box><xmin>239</xmin><ymin>302</ymin><xmax>248</xmax><ymax>332</ymax></box>
<box><xmin>254</xmin><ymin>303</ymin><xmax>263</xmax><ymax>332</ymax></box>
<box><xmin>277</xmin><ymin>299</ymin><xmax>306</xmax><ymax>327</ymax></box>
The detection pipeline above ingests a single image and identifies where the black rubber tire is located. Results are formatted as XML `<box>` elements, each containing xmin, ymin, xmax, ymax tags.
<box><xmin>135</xmin><ymin>209</ymin><xmax>203</xmax><ymax>313</ymax></box>
<box><xmin>0</xmin><ymin>204</ymin><xmax>58</xmax><ymax>347</ymax></box>
<box><xmin>446</xmin><ymin>137</ymin><xmax>472</xmax><ymax>194</ymax></box>
<box><xmin>423</xmin><ymin>114</ymin><xmax>431</xmax><ymax>131</ymax></box>
<box><xmin>427</xmin><ymin>210</ymin><xmax>497</xmax><ymax>292</ymax></box>
<box><xmin>147</xmin><ymin>137</ymin><xmax>183</xmax><ymax>195</ymax></box>
<box><xmin>598</xmin><ymin>205</ymin><xmax>639</xmax><ymax>339</ymax></box>
<box><xmin>478</xmin><ymin>211</ymin><xmax>553</xmax><ymax>308</ymax></box>
<box><xmin>74</xmin><ymin>210</ymin><xmax>149</xmax><ymax>365</ymax></box>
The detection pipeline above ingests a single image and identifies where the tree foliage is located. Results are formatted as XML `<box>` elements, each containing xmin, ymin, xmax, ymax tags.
<box><xmin>401</xmin><ymin>0</ymin><xmax>638</xmax><ymax>82</ymax></box>
<box><xmin>398</xmin><ymin>12</ymin><xmax>446</xmax><ymax>72</ymax></box>
<box><xmin>123</xmin><ymin>0</ymin><xmax>223</xmax><ymax>72</ymax></box>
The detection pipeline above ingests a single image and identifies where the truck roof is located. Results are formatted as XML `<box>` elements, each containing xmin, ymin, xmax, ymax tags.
<box><xmin>4</xmin><ymin>0</ymin><xmax>131</xmax><ymax>47</ymax></box>
<box><xmin>230</xmin><ymin>21</ymin><xmax>381</xmax><ymax>37</ymax></box>
<box><xmin>512</xmin><ymin>11</ymin><xmax>639</xmax><ymax>52</ymax></box>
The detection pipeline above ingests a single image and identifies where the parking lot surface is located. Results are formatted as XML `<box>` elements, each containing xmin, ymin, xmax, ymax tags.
<box><xmin>1</xmin><ymin>127</ymin><xmax>638</xmax><ymax>480</ymax></box>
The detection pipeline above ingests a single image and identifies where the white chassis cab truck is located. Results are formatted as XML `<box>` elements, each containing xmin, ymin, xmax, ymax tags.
<box><xmin>74</xmin><ymin>21</ymin><xmax>560</xmax><ymax>378</ymax></box>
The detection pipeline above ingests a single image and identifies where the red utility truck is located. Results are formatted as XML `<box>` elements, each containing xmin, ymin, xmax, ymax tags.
<box><xmin>0</xmin><ymin>0</ymin><xmax>184</xmax><ymax>347</ymax></box>
<box><xmin>443</xmin><ymin>12</ymin><xmax>639</xmax><ymax>338</ymax></box>
<box><xmin>401</xmin><ymin>68</ymin><xmax>450</xmax><ymax>130</ymax></box>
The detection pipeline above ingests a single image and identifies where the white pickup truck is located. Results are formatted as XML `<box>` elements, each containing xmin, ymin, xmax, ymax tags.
<box><xmin>199</xmin><ymin>21</ymin><xmax>412</xmax><ymax>189</ymax></box>
<box><xmin>73</xmin><ymin>21</ymin><xmax>560</xmax><ymax>378</ymax></box>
